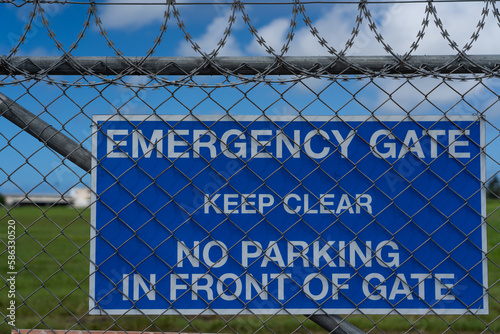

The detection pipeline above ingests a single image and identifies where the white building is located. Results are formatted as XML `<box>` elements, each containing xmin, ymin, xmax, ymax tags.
<box><xmin>69</xmin><ymin>187</ymin><xmax>92</xmax><ymax>207</ymax></box>
<box><xmin>4</xmin><ymin>187</ymin><xmax>91</xmax><ymax>207</ymax></box>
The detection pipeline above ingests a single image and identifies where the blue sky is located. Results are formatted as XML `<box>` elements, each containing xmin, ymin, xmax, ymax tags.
<box><xmin>1</xmin><ymin>1</ymin><xmax>500</xmax><ymax>195</ymax></box>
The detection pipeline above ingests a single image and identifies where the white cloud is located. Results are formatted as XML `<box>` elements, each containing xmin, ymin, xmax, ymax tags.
<box><xmin>245</xmin><ymin>18</ymin><xmax>290</xmax><ymax>56</ymax></box>
<box><xmin>97</xmin><ymin>2</ymin><xmax>500</xmax><ymax>56</ymax></box>
<box><xmin>97</xmin><ymin>0</ymin><xmax>169</xmax><ymax>30</ymax></box>
<box><xmin>268</xmin><ymin>6</ymin><xmax>361</xmax><ymax>57</ymax></box>
<box><xmin>176</xmin><ymin>12</ymin><xmax>244</xmax><ymax>56</ymax></box>
<box><xmin>363</xmin><ymin>2</ymin><xmax>500</xmax><ymax>55</ymax></box>
<box><xmin>246</xmin><ymin>2</ymin><xmax>500</xmax><ymax>57</ymax></box>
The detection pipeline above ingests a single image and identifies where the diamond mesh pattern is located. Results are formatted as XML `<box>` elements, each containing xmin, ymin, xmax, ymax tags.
<box><xmin>1</xmin><ymin>1</ymin><xmax>500</xmax><ymax>333</ymax></box>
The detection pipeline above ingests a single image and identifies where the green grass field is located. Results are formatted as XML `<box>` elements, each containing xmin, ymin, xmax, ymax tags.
<box><xmin>1</xmin><ymin>201</ymin><xmax>500</xmax><ymax>333</ymax></box>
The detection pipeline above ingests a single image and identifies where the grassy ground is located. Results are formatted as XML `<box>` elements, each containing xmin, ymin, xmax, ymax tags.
<box><xmin>1</xmin><ymin>201</ymin><xmax>499</xmax><ymax>333</ymax></box>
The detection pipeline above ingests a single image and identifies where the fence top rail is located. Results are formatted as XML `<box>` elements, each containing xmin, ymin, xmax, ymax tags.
<box><xmin>1</xmin><ymin>55</ymin><xmax>500</xmax><ymax>79</ymax></box>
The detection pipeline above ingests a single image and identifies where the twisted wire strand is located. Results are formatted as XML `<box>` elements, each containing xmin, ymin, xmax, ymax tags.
<box><xmin>0</xmin><ymin>0</ymin><xmax>499</xmax><ymax>88</ymax></box>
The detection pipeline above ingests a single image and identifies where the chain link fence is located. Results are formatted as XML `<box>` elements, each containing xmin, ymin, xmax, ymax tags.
<box><xmin>1</xmin><ymin>0</ymin><xmax>500</xmax><ymax>333</ymax></box>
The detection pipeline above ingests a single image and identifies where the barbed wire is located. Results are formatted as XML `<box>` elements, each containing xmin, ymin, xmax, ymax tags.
<box><xmin>1</xmin><ymin>0</ymin><xmax>497</xmax><ymax>6</ymax></box>
<box><xmin>1</xmin><ymin>0</ymin><xmax>500</xmax><ymax>87</ymax></box>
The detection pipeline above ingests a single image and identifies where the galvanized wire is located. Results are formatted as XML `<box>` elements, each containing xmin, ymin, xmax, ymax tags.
<box><xmin>1</xmin><ymin>1</ymin><xmax>500</xmax><ymax>334</ymax></box>
<box><xmin>1</xmin><ymin>0</ymin><xmax>500</xmax><ymax>87</ymax></box>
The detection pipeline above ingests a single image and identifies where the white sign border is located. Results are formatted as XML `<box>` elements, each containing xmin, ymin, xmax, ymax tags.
<box><xmin>89</xmin><ymin>114</ymin><xmax>487</xmax><ymax>316</ymax></box>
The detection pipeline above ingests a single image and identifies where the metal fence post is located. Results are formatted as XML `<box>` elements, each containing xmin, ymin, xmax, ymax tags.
<box><xmin>309</xmin><ymin>314</ymin><xmax>366</xmax><ymax>334</ymax></box>
<box><xmin>0</xmin><ymin>92</ymin><xmax>92</xmax><ymax>173</ymax></box>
